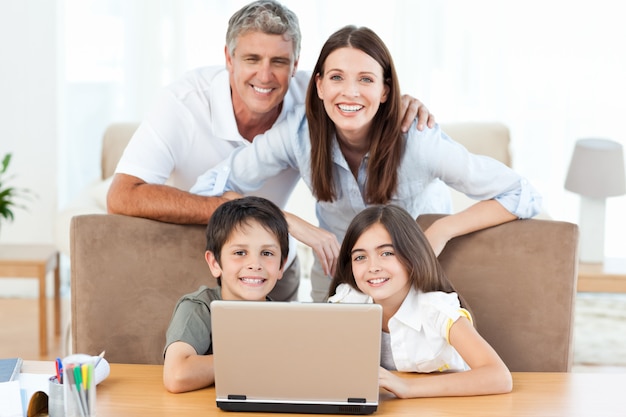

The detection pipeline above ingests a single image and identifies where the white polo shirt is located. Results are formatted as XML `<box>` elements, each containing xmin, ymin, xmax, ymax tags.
<box><xmin>115</xmin><ymin>65</ymin><xmax>310</xmax><ymax>208</ymax></box>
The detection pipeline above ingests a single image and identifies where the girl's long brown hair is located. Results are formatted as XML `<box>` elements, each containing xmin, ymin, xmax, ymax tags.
<box><xmin>306</xmin><ymin>26</ymin><xmax>404</xmax><ymax>204</ymax></box>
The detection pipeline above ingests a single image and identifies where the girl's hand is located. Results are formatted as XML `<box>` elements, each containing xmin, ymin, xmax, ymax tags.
<box><xmin>378</xmin><ymin>367</ymin><xmax>411</xmax><ymax>399</ymax></box>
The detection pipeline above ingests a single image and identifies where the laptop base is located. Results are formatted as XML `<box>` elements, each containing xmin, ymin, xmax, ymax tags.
<box><xmin>216</xmin><ymin>400</ymin><xmax>378</xmax><ymax>415</ymax></box>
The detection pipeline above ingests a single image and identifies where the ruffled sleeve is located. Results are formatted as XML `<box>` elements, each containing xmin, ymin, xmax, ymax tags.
<box><xmin>418</xmin><ymin>291</ymin><xmax>472</xmax><ymax>343</ymax></box>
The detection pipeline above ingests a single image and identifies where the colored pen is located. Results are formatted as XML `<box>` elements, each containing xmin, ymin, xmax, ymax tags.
<box><xmin>66</xmin><ymin>365</ymin><xmax>86</xmax><ymax>417</ymax></box>
<box><xmin>81</xmin><ymin>364</ymin><xmax>89</xmax><ymax>391</ymax></box>
<box><xmin>81</xmin><ymin>363</ymin><xmax>94</xmax><ymax>412</ymax></box>
<box><xmin>94</xmin><ymin>350</ymin><xmax>105</xmax><ymax>368</ymax></box>
<box><xmin>74</xmin><ymin>365</ymin><xmax>89</xmax><ymax>417</ymax></box>
<box><xmin>87</xmin><ymin>362</ymin><xmax>94</xmax><ymax>390</ymax></box>
<box><xmin>55</xmin><ymin>358</ymin><xmax>63</xmax><ymax>383</ymax></box>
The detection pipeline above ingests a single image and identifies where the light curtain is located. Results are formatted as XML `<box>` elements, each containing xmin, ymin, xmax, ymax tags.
<box><xmin>62</xmin><ymin>0</ymin><xmax>626</xmax><ymax>256</ymax></box>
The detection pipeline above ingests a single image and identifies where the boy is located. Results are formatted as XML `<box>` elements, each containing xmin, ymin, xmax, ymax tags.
<box><xmin>163</xmin><ymin>196</ymin><xmax>289</xmax><ymax>393</ymax></box>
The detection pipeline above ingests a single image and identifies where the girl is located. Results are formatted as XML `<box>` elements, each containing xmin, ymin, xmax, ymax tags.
<box><xmin>328</xmin><ymin>204</ymin><xmax>513</xmax><ymax>398</ymax></box>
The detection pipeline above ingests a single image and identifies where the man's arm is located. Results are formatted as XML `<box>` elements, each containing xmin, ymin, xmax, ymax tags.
<box><xmin>107</xmin><ymin>173</ymin><xmax>228</xmax><ymax>224</ymax></box>
<box><xmin>400</xmin><ymin>95</ymin><xmax>436</xmax><ymax>132</ymax></box>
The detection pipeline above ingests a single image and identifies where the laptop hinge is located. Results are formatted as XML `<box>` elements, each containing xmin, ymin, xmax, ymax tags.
<box><xmin>347</xmin><ymin>398</ymin><xmax>366</xmax><ymax>403</ymax></box>
<box><xmin>228</xmin><ymin>394</ymin><xmax>247</xmax><ymax>400</ymax></box>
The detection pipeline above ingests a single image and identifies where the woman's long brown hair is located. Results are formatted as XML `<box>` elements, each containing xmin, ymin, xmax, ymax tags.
<box><xmin>306</xmin><ymin>26</ymin><xmax>405</xmax><ymax>204</ymax></box>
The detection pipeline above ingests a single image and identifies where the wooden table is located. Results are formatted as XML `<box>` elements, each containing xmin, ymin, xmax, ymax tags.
<box><xmin>0</xmin><ymin>245</ymin><xmax>60</xmax><ymax>355</ymax></box>
<box><xmin>23</xmin><ymin>361</ymin><xmax>626</xmax><ymax>417</ymax></box>
<box><xmin>578</xmin><ymin>258</ymin><xmax>626</xmax><ymax>293</ymax></box>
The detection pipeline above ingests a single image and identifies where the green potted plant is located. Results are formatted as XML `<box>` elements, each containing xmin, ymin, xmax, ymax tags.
<box><xmin>0</xmin><ymin>153</ymin><xmax>33</xmax><ymax>232</ymax></box>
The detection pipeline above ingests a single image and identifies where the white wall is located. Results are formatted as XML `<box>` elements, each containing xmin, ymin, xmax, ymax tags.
<box><xmin>0</xmin><ymin>0</ymin><xmax>60</xmax><ymax>245</ymax></box>
<box><xmin>0</xmin><ymin>0</ymin><xmax>61</xmax><ymax>297</ymax></box>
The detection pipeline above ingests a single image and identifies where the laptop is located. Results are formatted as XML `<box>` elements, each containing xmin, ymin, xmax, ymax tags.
<box><xmin>211</xmin><ymin>300</ymin><xmax>382</xmax><ymax>414</ymax></box>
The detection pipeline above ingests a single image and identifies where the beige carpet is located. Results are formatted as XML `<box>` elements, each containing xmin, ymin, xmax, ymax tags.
<box><xmin>573</xmin><ymin>293</ymin><xmax>626</xmax><ymax>367</ymax></box>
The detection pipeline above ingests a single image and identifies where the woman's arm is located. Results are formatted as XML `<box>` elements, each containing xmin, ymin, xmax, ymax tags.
<box><xmin>378</xmin><ymin>317</ymin><xmax>512</xmax><ymax>398</ymax></box>
<box><xmin>413</xmin><ymin>125</ymin><xmax>542</xmax><ymax>219</ymax></box>
<box><xmin>424</xmin><ymin>199</ymin><xmax>516</xmax><ymax>256</ymax></box>
<box><xmin>190</xmin><ymin>106</ymin><xmax>307</xmax><ymax>197</ymax></box>
<box><xmin>409</xmin><ymin>126</ymin><xmax>541</xmax><ymax>254</ymax></box>
<box><xmin>283</xmin><ymin>212</ymin><xmax>341</xmax><ymax>277</ymax></box>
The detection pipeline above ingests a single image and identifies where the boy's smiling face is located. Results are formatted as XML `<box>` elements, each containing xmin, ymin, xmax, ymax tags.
<box><xmin>206</xmin><ymin>220</ymin><xmax>284</xmax><ymax>301</ymax></box>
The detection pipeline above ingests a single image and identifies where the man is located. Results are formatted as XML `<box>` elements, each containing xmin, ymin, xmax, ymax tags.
<box><xmin>107</xmin><ymin>0</ymin><xmax>433</xmax><ymax>301</ymax></box>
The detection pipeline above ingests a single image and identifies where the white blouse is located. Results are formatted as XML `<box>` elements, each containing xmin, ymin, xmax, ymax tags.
<box><xmin>329</xmin><ymin>284</ymin><xmax>471</xmax><ymax>373</ymax></box>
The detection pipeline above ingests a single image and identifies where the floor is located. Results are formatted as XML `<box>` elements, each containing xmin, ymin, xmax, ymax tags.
<box><xmin>0</xmin><ymin>297</ymin><xmax>71</xmax><ymax>361</ymax></box>
<box><xmin>2</xmin><ymin>289</ymin><xmax>626</xmax><ymax>373</ymax></box>
<box><xmin>571</xmin><ymin>292</ymin><xmax>626</xmax><ymax>373</ymax></box>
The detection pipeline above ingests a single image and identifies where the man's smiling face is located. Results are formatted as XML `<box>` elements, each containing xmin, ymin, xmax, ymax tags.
<box><xmin>226</xmin><ymin>31</ymin><xmax>298</xmax><ymax>119</ymax></box>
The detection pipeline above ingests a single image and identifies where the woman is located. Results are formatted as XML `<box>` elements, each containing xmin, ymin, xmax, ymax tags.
<box><xmin>191</xmin><ymin>26</ymin><xmax>542</xmax><ymax>301</ymax></box>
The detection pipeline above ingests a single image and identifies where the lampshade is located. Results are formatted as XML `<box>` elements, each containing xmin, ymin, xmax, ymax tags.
<box><xmin>564</xmin><ymin>138</ymin><xmax>626</xmax><ymax>198</ymax></box>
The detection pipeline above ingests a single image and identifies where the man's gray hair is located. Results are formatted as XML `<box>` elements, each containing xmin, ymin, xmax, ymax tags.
<box><xmin>226</xmin><ymin>0</ymin><xmax>301</xmax><ymax>60</ymax></box>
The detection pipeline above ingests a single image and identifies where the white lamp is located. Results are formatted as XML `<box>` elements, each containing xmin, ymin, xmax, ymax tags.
<box><xmin>565</xmin><ymin>138</ymin><xmax>626</xmax><ymax>263</ymax></box>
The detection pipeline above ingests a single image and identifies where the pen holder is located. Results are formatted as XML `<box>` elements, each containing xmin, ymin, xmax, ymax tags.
<box><xmin>48</xmin><ymin>376</ymin><xmax>64</xmax><ymax>417</ymax></box>
<box><xmin>63</xmin><ymin>354</ymin><xmax>96</xmax><ymax>417</ymax></box>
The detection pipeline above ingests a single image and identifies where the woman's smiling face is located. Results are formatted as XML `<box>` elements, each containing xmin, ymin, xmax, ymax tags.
<box><xmin>315</xmin><ymin>47</ymin><xmax>389</xmax><ymax>142</ymax></box>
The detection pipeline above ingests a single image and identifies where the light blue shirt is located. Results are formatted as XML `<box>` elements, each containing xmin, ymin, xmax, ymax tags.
<box><xmin>192</xmin><ymin>105</ymin><xmax>542</xmax><ymax>242</ymax></box>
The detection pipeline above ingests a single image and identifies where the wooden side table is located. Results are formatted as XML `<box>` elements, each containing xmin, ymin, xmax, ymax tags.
<box><xmin>577</xmin><ymin>258</ymin><xmax>626</xmax><ymax>293</ymax></box>
<box><xmin>0</xmin><ymin>244</ymin><xmax>61</xmax><ymax>356</ymax></box>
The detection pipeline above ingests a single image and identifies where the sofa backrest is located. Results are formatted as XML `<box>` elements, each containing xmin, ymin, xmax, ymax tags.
<box><xmin>440</xmin><ymin>122</ymin><xmax>512</xmax><ymax>168</ymax></box>
<box><xmin>98</xmin><ymin>121</ymin><xmax>512</xmax><ymax>180</ymax></box>
<box><xmin>70</xmin><ymin>214</ymin><xmax>213</xmax><ymax>364</ymax></box>
<box><xmin>101</xmin><ymin>123</ymin><xmax>139</xmax><ymax>179</ymax></box>
<box><xmin>71</xmin><ymin>213</ymin><xmax>578</xmax><ymax>370</ymax></box>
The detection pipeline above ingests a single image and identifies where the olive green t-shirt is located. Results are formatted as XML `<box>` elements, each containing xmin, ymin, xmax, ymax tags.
<box><xmin>163</xmin><ymin>285</ymin><xmax>222</xmax><ymax>357</ymax></box>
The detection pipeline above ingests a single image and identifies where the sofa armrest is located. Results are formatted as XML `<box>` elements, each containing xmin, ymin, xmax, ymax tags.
<box><xmin>417</xmin><ymin>214</ymin><xmax>578</xmax><ymax>371</ymax></box>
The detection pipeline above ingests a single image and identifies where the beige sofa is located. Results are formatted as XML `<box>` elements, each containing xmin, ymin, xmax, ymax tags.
<box><xmin>71</xmin><ymin>212</ymin><xmax>578</xmax><ymax>370</ymax></box>
<box><xmin>67</xmin><ymin>122</ymin><xmax>577</xmax><ymax>370</ymax></box>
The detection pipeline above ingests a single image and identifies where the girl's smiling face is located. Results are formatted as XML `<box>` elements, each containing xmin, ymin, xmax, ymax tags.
<box><xmin>350</xmin><ymin>223</ymin><xmax>410</xmax><ymax>305</ymax></box>
<box><xmin>315</xmin><ymin>47</ymin><xmax>389</xmax><ymax>143</ymax></box>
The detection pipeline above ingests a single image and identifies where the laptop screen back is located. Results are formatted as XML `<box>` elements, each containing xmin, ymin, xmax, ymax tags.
<box><xmin>211</xmin><ymin>301</ymin><xmax>382</xmax><ymax>414</ymax></box>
